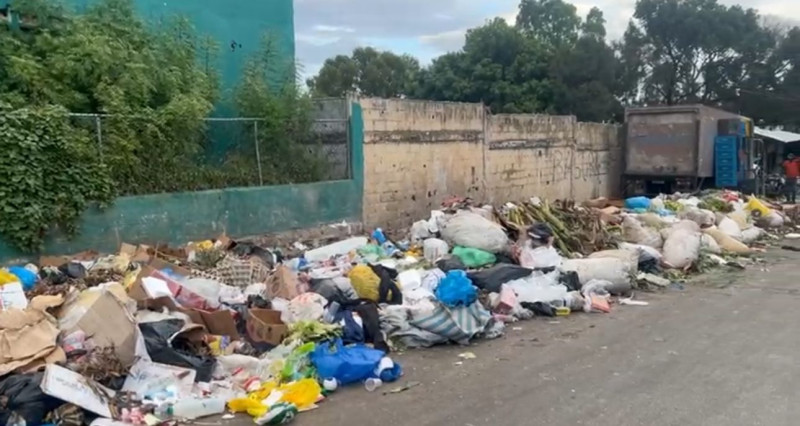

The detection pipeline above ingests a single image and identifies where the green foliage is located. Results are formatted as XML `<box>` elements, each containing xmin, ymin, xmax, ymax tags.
<box><xmin>0</xmin><ymin>0</ymin><xmax>325</xmax><ymax>250</ymax></box>
<box><xmin>0</xmin><ymin>104</ymin><xmax>114</xmax><ymax>251</ymax></box>
<box><xmin>620</xmin><ymin>0</ymin><xmax>775</xmax><ymax>106</ymax></box>
<box><xmin>235</xmin><ymin>36</ymin><xmax>324</xmax><ymax>184</ymax></box>
<box><xmin>307</xmin><ymin>47</ymin><xmax>420</xmax><ymax>98</ymax></box>
<box><xmin>517</xmin><ymin>0</ymin><xmax>581</xmax><ymax>50</ymax></box>
<box><xmin>416</xmin><ymin>18</ymin><xmax>553</xmax><ymax>114</ymax></box>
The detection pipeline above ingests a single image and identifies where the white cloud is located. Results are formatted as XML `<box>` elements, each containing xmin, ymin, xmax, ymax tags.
<box><xmin>419</xmin><ymin>29</ymin><xmax>467</xmax><ymax>53</ymax></box>
<box><xmin>312</xmin><ymin>25</ymin><xmax>356</xmax><ymax>33</ymax></box>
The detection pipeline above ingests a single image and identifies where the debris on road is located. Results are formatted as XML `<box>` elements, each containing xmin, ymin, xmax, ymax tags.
<box><xmin>0</xmin><ymin>189</ymin><xmax>788</xmax><ymax>425</ymax></box>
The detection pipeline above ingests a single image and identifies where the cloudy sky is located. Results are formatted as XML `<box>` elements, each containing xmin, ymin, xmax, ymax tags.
<box><xmin>294</xmin><ymin>0</ymin><xmax>800</xmax><ymax>78</ymax></box>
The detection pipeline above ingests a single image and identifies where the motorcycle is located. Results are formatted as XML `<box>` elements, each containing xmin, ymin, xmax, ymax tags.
<box><xmin>765</xmin><ymin>173</ymin><xmax>785</xmax><ymax>197</ymax></box>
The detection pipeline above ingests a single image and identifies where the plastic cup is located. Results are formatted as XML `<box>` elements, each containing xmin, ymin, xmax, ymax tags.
<box><xmin>364</xmin><ymin>378</ymin><xmax>383</xmax><ymax>392</ymax></box>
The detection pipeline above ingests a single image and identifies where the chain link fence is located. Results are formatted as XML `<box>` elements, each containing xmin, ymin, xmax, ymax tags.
<box><xmin>59</xmin><ymin>102</ymin><xmax>350</xmax><ymax>195</ymax></box>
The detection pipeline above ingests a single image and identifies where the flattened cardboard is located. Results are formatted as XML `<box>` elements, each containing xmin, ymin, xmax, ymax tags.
<box><xmin>246</xmin><ymin>309</ymin><xmax>288</xmax><ymax>346</ymax></box>
<box><xmin>41</xmin><ymin>364</ymin><xmax>114</xmax><ymax>418</ymax></box>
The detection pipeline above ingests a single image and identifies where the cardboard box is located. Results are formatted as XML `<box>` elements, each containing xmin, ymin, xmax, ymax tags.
<box><xmin>41</xmin><ymin>364</ymin><xmax>114</xmax><ymax>418</ymax></box>
<box><xmin>246</xmin><ymin>309</ymin><xmax>289</xmax><ymax>346</ymax></box>
<box><xmin>58</xmin><ymin>284</ymin><xmax>137</xmax><ymax>367</ymax></box>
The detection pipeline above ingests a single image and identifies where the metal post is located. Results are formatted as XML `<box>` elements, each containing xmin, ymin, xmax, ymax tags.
<box><xmin>254</xmin><ymin>120</ymin><xmax>264</xmax><ymax>185</ymax></box>
<box><xmin>95</xmin><ymin>115</ymin><xmax>103</xmax><ymax>161</ymax></box>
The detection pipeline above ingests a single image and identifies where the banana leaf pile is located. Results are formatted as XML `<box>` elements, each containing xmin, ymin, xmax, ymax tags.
<box><xmin>497</xmin><ymin>199</ymin><xmax>620</xmax><ymax>257</ymax></box>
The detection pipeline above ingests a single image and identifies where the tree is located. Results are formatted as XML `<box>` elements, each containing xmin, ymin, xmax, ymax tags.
<box><xmin>517</xmin><ymin>0</ymin><xmax>581</xmax><ymax>49</ymax></box>
<box><xmin>306</xmin><ymin>47</ymin><xmax>420</xmax><ymax>98</ymax></box>
<box><xmin>415</xmin><ymin>18</ymin><xmax>553</xmax><ymax>113</ymax></box>
<box><xmin>549</xmin><ymin>8</ymin><xmax>622</xmax><ymax>121</ymax></box>
<box><xmin>619</xmin><ymin>0</ymin><xmax>774</xmax><ymax>105</ymax></box>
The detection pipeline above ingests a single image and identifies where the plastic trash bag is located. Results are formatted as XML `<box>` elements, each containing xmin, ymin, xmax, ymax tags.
<box><xmin>283</xmin><ymin>293</ymin><xmax>328</xmax><ymax>324</ymax></box>
<box><xmin>349</xmin><ymin>264</ymin><xmax>382</xmax><ymax>301</ymax></box>
<box><xmin>436</xmin><ymin>256</ymin><xmax>467</xmax><ymax>272</ymax></box>
<box><xmin>624</xmin><ymin>196</ymin><xmax>651</xmax><ymax>210</ymax></box>
<box><xmin>618</xmin><ymin>242</ymin><xmax>663</xmax><ymax>263</ymax></box>
<box><xmin>310</xmin><ymin>338</ymin><xmax>385</xmax><ymax>385</ymax></box>
<box><xmin>410</xmin><ymin>220</ymin><xmax>432</xmax><ymax>243</ymax></box>
<box><xmin>467</xmin><ymin>264</ymin><xmax>533</xmax><ymax>293</ymax></box>
<box><xmin>718</xmin><ymin>216</ymin><xmax>743</xmax><ymax>240</ymax></box>
<box><xmin>279</xmin><ymin>378</ymin><xmax>322</xmax><ymax>409</ymax></box>
<box><xmin>662</xmin><ymin>229</ymin><xmax>701</xmax><ymax>269</ymax></box>
<box><xmin>435</xmin><ymin>270</ymin><xmax>478</xmax><ymax>307</ymax></box>
<box><xmin>704</xmin><ymin>228</ymin><xmax>750</xmax><ymax>254</ymax></box>
<box><xmin>679</xmin><ymin>208</ymin><xmax>716</xmax><ymax>227</ymax></box>
<box><xmin>0</xmin><ymin>372</ymin><xmax>62</xmax><ymax>426</ymax></box>
<box><xmin>423</xmin><ymin>238</ymin><xmax>450</xmax><ymax>263</ymax></box>
<box><xmin>8</xmin><ymin>266</ymin><xmax>37</xmax><ymax>290</ymax></box>
<box><xmin>700</xmin><ymin>234</ymin><xmax>722</xmax><ymax>254</ymax></box>
<box><xmin>519</xmin><ymin>245</ymin><xmax>562</xmax><ymax>269</ymax></box>
<box><xmin>757</xmin><ymin>211</ymin><xmax>784</xmax><ymax>229</ymax></box>
<box><xmin>622</xmin><ymin>216</ymin><xmax>663</xmax><ymax>248</ymax></box>
<box><xmin>561</xmin><ymin>257</ymin><xmax>634</xmax><ymax>288</ymax></box>
<box><xmin>440</xmin><ymin>211</ymin><xmax>508</xmax><ymax>253</ymax></box>
<box><xmin>740</xmin><ymin>227</ymin><xmax>765</xmax><ymax>244</ymax></box>
<box><xmin>138</xmin><ymin>319</ymin><xmax>216</xmax><ymax>382</ymax></box>
<box><xmin>452</xmin><ymin>246</ymin><xmax>496</xmax><ymax>268</ymax></box>
<box><xmin>506</xmin><ymin>271</ymin><xmax>566</xmax><ymax>304</ymax></box>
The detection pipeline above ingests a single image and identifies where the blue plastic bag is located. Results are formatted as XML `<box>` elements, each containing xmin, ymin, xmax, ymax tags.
<box><xmin>435</xmin><ymin>270</ymin><xmax>477</xmax><ymax>307</ymax></box>
<box><xmin>624</xmin><ymin>196</ymin><xmax>651</xmax><ymax>210</ymax></box>
<box><xmin>8</xmin><ymin>266</ymin><xmax>37</xmax><ymax>291</ymax></box>
<box><xmin>310</xmin><ymin>339</ymin><xmax>385</xmax><ymax>385</ymax></box>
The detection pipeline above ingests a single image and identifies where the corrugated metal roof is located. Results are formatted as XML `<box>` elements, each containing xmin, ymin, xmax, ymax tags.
<box><xmin>754</xmin><ymin>127</ymin><xmax>800</xmax><ymax>143</ymax></box>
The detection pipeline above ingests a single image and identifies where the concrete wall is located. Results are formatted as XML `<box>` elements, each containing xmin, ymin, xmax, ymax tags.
<box><xmin>360</xmin><ymin>98</ymin><xmax>486</xmax><ymax>230</ymax></box>
<box><xmin>359</xmin><ymin>98</ymin><xmax>623</xmax><ymax>229</ymax></box>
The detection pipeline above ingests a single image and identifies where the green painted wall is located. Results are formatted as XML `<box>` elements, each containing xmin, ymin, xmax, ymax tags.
<box><xmin>67</xmin><ymin>0</ymin><xmax>296</xmax><ymax>95</ymax></box>
<box><xmin>0</xmin><ymin>103</ymin><xmax>364</xmax><ymax>263</ymax></box>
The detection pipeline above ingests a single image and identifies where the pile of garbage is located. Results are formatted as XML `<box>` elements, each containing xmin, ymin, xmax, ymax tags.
<box><xmin>0</xmin><ymin>191</ymin><xmax>789</xmax><ymax>425</ymax></box>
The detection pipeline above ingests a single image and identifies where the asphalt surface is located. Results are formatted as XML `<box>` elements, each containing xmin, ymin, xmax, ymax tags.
<box><xmin>292</xmin><ymin>247</ymin><xmax>800</xmax><ymax>426</ymax></box>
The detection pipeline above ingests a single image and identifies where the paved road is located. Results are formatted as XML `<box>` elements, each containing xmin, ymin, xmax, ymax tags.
<box><xmin>295</xmin><ymin>248</ymin><xmax>800</xmax><ymax>426</ymax></box>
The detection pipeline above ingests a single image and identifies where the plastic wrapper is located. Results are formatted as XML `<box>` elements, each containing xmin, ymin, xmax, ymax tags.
<box><xmin>519</xmin><ymin>245</ymin><xmax>562</xmax><ymax>269</ymax></box>
<box><xmin>435</xmin><ymin>270</ymin><xmax>478</xmax><ymax>307</ymax></box>
<box><xmin>452</xmin><ymin>246</ymin><xmax>496</xmax><ymax>268</ymax></box>
<box><xmin>506</xmin><ymin>271</ymin><xmax>567</xmax><ymax>304</ymax></box>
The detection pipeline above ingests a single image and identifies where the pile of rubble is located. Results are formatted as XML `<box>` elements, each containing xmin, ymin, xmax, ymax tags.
<box><xmin>0</xmin><ymin>190</ymin><xmax>791</xmax><ymax>425</ymax></box>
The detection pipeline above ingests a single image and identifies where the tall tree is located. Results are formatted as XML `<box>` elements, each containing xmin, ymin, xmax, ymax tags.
<box><xmin>517</xmin><ymin>0</ymin><xmax>581</xmax><ymax>49</ymax></box>
<box><xmin>550</xmin><ymin>8</ymin><xmax>621</xmax><ymax>121</ymax></box>
<box><xmin>415</xmin><ymin>18</ymin><xmax>553</xmax><ymax>113</ymax></box>
<box><xmin>620</xmin><ymin>0</ymin><xmax>773</xmax><ymax>106</ymax></box>
<box><xmin>306</xmin><ymin>47</ymin><xmax>420</xmax><ymax>98</ymax></box>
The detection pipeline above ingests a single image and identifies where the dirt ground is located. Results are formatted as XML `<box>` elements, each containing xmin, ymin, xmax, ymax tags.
<box><xmin>220</xmin><ymin>243</ymin><xmax>800</xmax><ymax>426</ymax></box>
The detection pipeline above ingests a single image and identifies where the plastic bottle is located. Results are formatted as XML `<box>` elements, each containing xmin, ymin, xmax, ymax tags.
<box><xmin>170</xmin><ymin>398</ymin><xmax>226</xmax><ymax>420</ymax></box>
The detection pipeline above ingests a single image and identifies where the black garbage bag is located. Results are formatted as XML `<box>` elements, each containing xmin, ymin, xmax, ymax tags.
<box><xmin>558</xmin><ymin>270</ymin><xmax>582</xmax><ymax>292</ymax></box>
<box><xmin>230</xmin><ymin>241</ymin><xmax>278</xmax><ymax>268</ymax></box>
<box><xmin>138</xmin><ymin>319</ymin><xmax>216</xmax><ymax>382</ymax></box>
<box><xmin>0</xmin><ymin>372</ymin><xmax>62</xmax><ymax>426</ymax></box>
<box><xmin>468</xmin><ymin>264</ymin><xmax>533</xmax><ymax>293</ymax></box>
<box><xmin>436</xmin><ymin>257</ymin><xmax>467</xmax><ymax>273</ymax></box>
<box><xmin>58</xmin><ymin>262</ymin><xmax>87</xmax><ymax>279</ymax></box>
